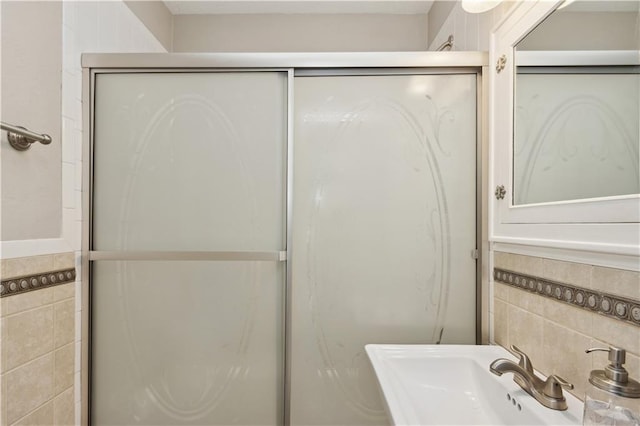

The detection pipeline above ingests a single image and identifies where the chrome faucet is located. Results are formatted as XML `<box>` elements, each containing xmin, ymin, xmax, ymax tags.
<box><xmin>490</xmin><ymin>345</ymin><xmax>574</xmax><ymax>411</ymax></box>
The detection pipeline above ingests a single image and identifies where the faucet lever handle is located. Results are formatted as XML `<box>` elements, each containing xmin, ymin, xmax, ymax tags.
<box><xmin>543</xmin><ymin>374</ymin><xmax>574</xmax><ymax>399</ymax></box>
<box><xmin>511</xmin><ymin>345</ymin><xmax>534</xmax><ymax>373</ymax></box>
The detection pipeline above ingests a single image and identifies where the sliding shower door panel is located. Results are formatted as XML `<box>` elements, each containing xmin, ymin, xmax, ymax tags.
<box><xmin>91</xmin><ymin>72</ymin><xmax>287</xmax><ymax>425</ymax></box>
<box><xmin>92</xmin><ymin>72</ymin><xmax>287</xmax><ymax>252</ymax></box>
<box><xmin>92</xmin><ymin>261</ymin><xmax>283</xmax><ymax>425</ymax></box>
<box><xmin>291</xmin><ymin>74</ymin><xmax>477</xmax><ymax>426</ymax></box>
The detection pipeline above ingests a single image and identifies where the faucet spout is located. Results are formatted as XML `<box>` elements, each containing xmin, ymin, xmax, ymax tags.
<box><xmin>490</xmin><ymin>358</ymin><xmax>524</xmax><ymax>376</ymax></box>
<box><xmin>489</xmin><ymin>358</ymin><xmax>572</xmax><ymax>411</ymax></box>
<box><xmin>490</xmin><ymin>358</ymin><xmax>544</xmax><ymax>389</ymax></box>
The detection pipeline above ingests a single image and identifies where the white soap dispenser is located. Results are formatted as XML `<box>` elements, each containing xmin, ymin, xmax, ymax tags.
<box><xmin>584</xmin><ymin>346</ymin><xmax>640</xmax><ymax>425</ymax></box>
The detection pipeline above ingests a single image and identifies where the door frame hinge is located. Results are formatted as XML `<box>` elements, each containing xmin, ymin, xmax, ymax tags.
<box><xmin>471</xmin><ymin>249</ymin><xmax>479</xmax><ymax>260</ymax></box>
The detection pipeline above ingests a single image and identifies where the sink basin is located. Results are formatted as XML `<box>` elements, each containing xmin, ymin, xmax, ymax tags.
<box><xmin>366</xmin><ymin>344</ymin><xmax>583</xmax><ymax>425</ymax></box>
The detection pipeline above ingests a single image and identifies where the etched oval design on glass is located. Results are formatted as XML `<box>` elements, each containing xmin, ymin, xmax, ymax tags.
<box><xmin>117</xmin><ymin>94</ymin><xmax>260</xmax><ymax>421</ymax></box>
<box><xmin>293</xmin><ymin>73</ymin><xmax>476</xmax><ymax>426</ymax></box>
<box><xmin>92</xmin><ymin>72</ymin><xmax>286</xmax><ymax>425</ymax></box>
<box><xmin>305</xmin><ymin>96</ymin><xmax>451</xmax><ymax>420</ymax></box>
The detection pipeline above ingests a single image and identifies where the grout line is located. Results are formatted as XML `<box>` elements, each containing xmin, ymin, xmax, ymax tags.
<box><xmin>1</xmin><ymin>299</ymin><xmax>53</xmax><ymax>320</ymax></box>
<box><xmin>7</xmin><ymin>382</ymin><xmax>75</xmax><ymax>426</ymax></box>
<box><xmin>2</xmin><ymin>351</ymin><xmax>50</xmax><ymax>378</ymax></box>
<box><xmin>9</xmin><ymin>400</ymin><xmax>54</xmax><ymax>426</ymax></box>
<box><xmin>1</xmin><ymin>334</ymin><xmax>73</xmax><ymax>377</ymax></box>
<box><xmin>2</xmin><ymin>292</ymin><xmax>74</xmax><ymax>319</ymax></box>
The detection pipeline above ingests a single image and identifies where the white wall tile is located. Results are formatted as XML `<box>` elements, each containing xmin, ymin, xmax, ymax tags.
<box><xmin>62</xmin><ymin>208</ymin><xmax>75</xmax><ymax>248</ymax></box>
<box><xmin>74</xmin><ymin>162</ymin><xmax>82</xmax><ymax>192</ymax></box>
<box><xmin>62</xmin><ymin>1</ymin><xmax>77</xmax><ymax>31</ymax></box>
<box><xmin>62</xmin><ymin>98</ymin><xmax>79</xmax><ymax>125</ymax></box>
<box><xmin>62</xmin><ymin>25</ymin><xmax>78</xmax><ymax>73</ymax></box>
<box><xmin>76</xmin><ymin>2</ymin><xmax>99</xmax><ymax>58</ymax></box>
<box><xmin>75</xmin><ymin>190</ymin><xmax>82</xmax><ymax>222</ymax></box>
<box><xmin>97</xmin><ymin>2</ymin><xmax>118</xmax><ymax>51</ymax></box>
<box><xmin>62</xmin><ymin>163</ymin><xmax>75</xmax><ymax>208</ymax></box>
<box><xmin>72</xmin><ymin>220</ymin><xmax>81</xmax><ymax>251</ymax></box>
<box><xmin>73</xmin><ymin>103</ymin><xmax>83</xmax><ymax>132</ymax></box>
<box><xmin>64</xmin><ymin>70</ymin><xmax>80</xmax><ymax>104</ymax></box>
<box><xmin>116</xmin><ymin>6</ymin><xmax>134</xmax><ymax>50</ymax></box>
<box><xmin>74</xmin><ymin>130</ymin><xmax>82</xmax><ymax>162</ymax></box>
<box><xmin>61</xmin><ymin>116</ymin><xmax>75</xmax><ymax>164</ymax></box>
<box><xmin>61</xmin><ymin>90</ymin><xmax>77</xmax><ymax>123</ymax></box>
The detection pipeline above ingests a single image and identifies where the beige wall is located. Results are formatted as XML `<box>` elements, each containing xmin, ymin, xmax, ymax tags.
<box><xmin>493</xmin><ymin>252</ymin><xmax>640</xmax><ymax>412</ymax></box>
<box><xmin>124</xmin><ymin>0</ymin><xmax>173</xmax><ymax>51</ymax></box>
<box><xmin>517</xmin><ymin>12</ymin><xmax>639</xmax><ymax>51</ymax></box>
<box><xmin>1</xmin><ymin>253</ymin><xmax>76</xmax><ymax>426</ymax></box>
<box><xmin>173</xmin><ymin>14</ymin><xmax>428</xmax><ymax>52</ymax></box>
<box><xmin>1</xmin><ymin>1</ymin><xmax>62</xmax><ymax>241</ymax></box>
<box><xmin>427</xmin><ymin>1</ymin><xmax>455</xmax><ymax>48</ymax></box>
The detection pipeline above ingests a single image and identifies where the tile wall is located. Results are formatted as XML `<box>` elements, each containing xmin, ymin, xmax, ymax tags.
<box><xmin>492</xmin><ymin>251</ymin><xmax>640</xmax><ymax>413</ymax></box>
<box><xmin>1</xmin><ymin>254</ymin><xmax>75</xmax><ymax>425</ymax></box>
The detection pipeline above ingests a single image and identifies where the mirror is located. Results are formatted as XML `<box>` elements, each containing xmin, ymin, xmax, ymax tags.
<box><xmin>513</xmin><ymin>0</ymin><xmax>639</xmax><ymax>206</ymax></box>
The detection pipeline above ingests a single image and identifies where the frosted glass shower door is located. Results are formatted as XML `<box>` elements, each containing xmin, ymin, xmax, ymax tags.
<box><xmin>291</xmin><ymin>74</ymin><xmax>478</xmax><ymax>426</ymax></box>
<box><xmin>91</xmin><ymin>72</ymin><xmax>287</xmax><ymax>425</ymax></box>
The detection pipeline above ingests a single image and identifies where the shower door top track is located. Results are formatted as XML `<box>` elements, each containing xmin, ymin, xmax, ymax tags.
<box><xmin>81</xmin><ymin>51</ymin><xmax>488</xmax><ymax>70</ymax></box>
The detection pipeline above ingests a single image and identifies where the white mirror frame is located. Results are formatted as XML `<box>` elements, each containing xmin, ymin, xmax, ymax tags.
<box><xmin>489</xmin><ymin>0</ymin><xmax>640</xmax><ymax>271</ymax></box>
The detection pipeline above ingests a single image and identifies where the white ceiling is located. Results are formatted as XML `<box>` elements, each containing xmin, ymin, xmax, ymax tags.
<box><xmin>164</xmin><ymin>0</ymin><xmax>436</xmax><ymax>15</ymax></box>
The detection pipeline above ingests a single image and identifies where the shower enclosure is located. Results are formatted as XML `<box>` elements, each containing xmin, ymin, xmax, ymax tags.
<box><xmin>83</xmin><ymin>53</ymin><xmax>486</xmax><ymax>426</ymax></box>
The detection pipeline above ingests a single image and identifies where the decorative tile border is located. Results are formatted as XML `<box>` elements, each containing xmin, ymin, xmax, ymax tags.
<box><xmin>1</xmin><ymin>268</ymin><xmax>76</xmax><ymax>298</ymax></box>
<box><xmin>494</xmin><ymin>268</ymin><xmax>640</xmax><ymax>328</ymax></box>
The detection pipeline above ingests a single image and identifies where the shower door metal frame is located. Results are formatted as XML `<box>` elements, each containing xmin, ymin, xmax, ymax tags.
<box><xmin>82</xmin><ymin>52</ymin><xmax>488</xmax><ymax>426</ymax></box>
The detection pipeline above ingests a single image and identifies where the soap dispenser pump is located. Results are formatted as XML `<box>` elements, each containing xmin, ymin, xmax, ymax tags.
<box><xmin>583</xmin><ymin>346</ymin><xmax>640</xmax><ymax>425</ymax></box>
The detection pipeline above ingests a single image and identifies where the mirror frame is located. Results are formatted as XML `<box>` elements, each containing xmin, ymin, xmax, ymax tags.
<box><xmin>490</xmin><ymin>0</ymin><xmax>640</xmax><ymax>271</ymax></box>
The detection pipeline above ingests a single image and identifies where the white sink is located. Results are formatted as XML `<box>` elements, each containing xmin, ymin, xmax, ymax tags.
<box><xmin>366</xmin><ymin>344</ymin><xmax>583</xmax><ymax>425</ymax></box>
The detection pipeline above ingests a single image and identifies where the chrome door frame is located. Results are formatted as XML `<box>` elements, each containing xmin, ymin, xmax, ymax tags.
<box><xmin>82</xmin><ymin>52</ymin><xmax>489</xmax><ymax>426</ymax></box>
